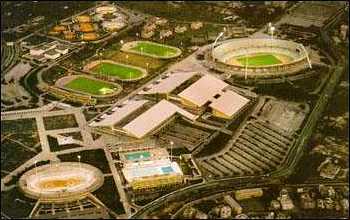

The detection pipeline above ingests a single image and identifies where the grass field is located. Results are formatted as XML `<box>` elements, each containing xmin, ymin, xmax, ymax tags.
<box><xmin>131</xmin><ymin>42</ymin><xmax>179</xmax><ymax>57</ymax></box>
<box><xmin>91</xmin><ymin>62</ymin><xmax>143</xmax><ymax>80</ymax></box>
<box><xmin>64</xmin><ymin>76</ymin><xmax>120</xmax><ymax>95</ymax></box>
<box><xmin>236</xmin><ymin>53</ymin><xmax>282</xmax><ymax>67</ymax></box>
<box><xmin>107</xmin><ymin>51</ymin><xmax>165</xmax><ymax>70</ymax></box>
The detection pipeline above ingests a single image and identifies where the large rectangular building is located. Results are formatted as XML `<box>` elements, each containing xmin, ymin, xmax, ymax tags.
<box><xmin>178</xmin><ymin>74</ymin><xmax>250</xmax><ymax>119</ymax></box>
<box><xmin>123</xmin><ymin>100</ymin><xmax>198</xmax><ymax>138</ymax></box>
<box><xmin>122</xmin><ymin>158</ymin><xmax>184</xmax><ymax>191</ymax></box>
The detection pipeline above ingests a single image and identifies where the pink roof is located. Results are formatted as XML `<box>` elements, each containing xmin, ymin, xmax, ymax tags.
<box><xmin>90</xmin><ymin>100</ymin><xmax>149</xmax><ymax>127</ymax></box>
<box><xmin>209</xmin><ymin>90</ymin><xmax>250</xmax><ymax>117</ymax></box>
<box><xmin>123</xmin><ymin>100</ymin><xmax>198</xmax><ymax>138</ymax></box>
<box><xmin>178</xmin><ymin>75</ymin><xmax>228</xmax><ymax>106</ymax></box>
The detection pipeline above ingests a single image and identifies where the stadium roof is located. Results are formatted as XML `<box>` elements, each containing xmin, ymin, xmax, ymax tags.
<box><xmin>178</xmin><ymin>74</ymin><xmax>228</xmax><ymax>107</ymax></box>
<box><xmin>122</xmin><ymin>159</ymin><xmax>183</xmax><ymax>182</ymax></box>
<box><xmin>138</xmin><ymin>71</ymin><xmax>197</xmax><ymax>95</ymax></box>
<box><xmin>123</xmin><ymin>100</ymin><xmax>198</xmax><ymax>138</ymax></box>
<box><xmin>90</xmin><ymin>100</ymin><xmax>149</xmax><ymax>127</ymax></box>
<box><xmin>209</xmin><ymin>90</ymin><xmax>250</xmax><ymax>118</ymax></box>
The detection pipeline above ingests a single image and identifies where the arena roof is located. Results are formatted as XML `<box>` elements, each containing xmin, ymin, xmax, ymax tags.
<box><xmin>138</xmin><ymin>71</ymin><xmax>197</xmax><ymax>95</ymax></box>
<box><xmin>122</xmin><ymin>159</ymin><xmax>183</xmax><ymax>183</ymax></box>
<box><xmin>209</xmin><ymin>90</ymin><xmax>250</xmax><ymax>118</ymax></box>
<box><xmin>123</xmin><ymin>100</ymin><xmax>198</xmax><ymax>138</ymax></box>
<box><xmin>90</xmin><ymin>100</ymin><xmax>149</xmax><ymax>127</ymax></box>
<box><xmin>178</xmin><ymin>74</ymin><xmax>228</xmax><ymax>107</ymax></box>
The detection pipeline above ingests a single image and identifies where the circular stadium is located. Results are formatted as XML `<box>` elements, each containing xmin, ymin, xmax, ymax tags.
<box><xmin>208</xmin><ymin>38</ymin><xmax>312</xmax><ymax>80</ymax></box>
<box><xmin>19</xmin><ymin>162</ymin><xmax>104</xmax><ymax>203</ymax></box>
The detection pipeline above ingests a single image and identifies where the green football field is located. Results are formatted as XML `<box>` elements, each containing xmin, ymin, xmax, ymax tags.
<box><xmin>91</xmin><ymin>62</ymin><xmax>143</xmax><ymax>80</ymax></box>
<box><xmin>131</xmin><ymin>42</ymin><xmax>178</xmax><ymax>57</ymax></box>
<box><xmin>236</xmin><ymin>53</ymin><xmax>282</xmax><ymax>67</ymax></box>
<box><xmin>64</xmin><ymin>77</ymin><xmax>119</xmax><ymax>95</ymax></box>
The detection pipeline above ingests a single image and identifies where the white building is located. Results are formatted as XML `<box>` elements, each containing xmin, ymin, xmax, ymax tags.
<box><xmin>102</xmin><ymin>20</ymin><xmax>126</xmax><ymax>31</ymax></box>
<box><xmin>44</xmin><ymin>49</ymin><xmax>61</xmax><ymax>60</ymax></box>
<box><xmin>220</xmin><ymin>206</ymin><xmax>232</xmax><ymax>219</ymax></box>
<box><xmin>30</xmin><ymin>47</ymin><xmax>46</xmax><ymax>56</ymax></box>
<box><xmin>55</xmin><ymin>45</ymin><xmax>69</xmax><ymax>55</ymax></box>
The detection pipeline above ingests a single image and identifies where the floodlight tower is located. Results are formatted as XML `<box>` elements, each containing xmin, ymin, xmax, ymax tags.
<box><xmin>212</xmin><ymin>32</ymin><xmax>224</xmax><ymax>53</ymax></box>
<box><xmin>170</xmin><ymin>141</ymin><xmax>174</xmax><ymax>161</ymax></box>
<box><xmin>77</xmin><ymin>155</ymin><xmax>81</xmax><ymax>169</ymax></box>
<box><xmin>270</xmin><ymin>26</ymin><xmax>275</xmax><ymax>39</ymax></box>
<box><xmin>34</xmin><ymin>161</ymin><xmax>38</xmax><ymax>177</ymax></box>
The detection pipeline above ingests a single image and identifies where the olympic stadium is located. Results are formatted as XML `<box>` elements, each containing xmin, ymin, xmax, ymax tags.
<box><xmin>19</xmin><ymin>162</ymin><xmax>104</xmax><ymax>203</ymax></box>
<box><xmin>206</xmin><ymin>38</ymin><xmax>313</xmax><ymax>81</ymax></box>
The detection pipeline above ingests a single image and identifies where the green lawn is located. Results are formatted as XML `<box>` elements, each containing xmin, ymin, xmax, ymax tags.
<box><xmin>91</xmin><ymin>62</ymin><xmax>143</xmax><ymax>80</ymax></box>
<box><xmin>131</xmin><ymin>42</ymin><xmax>178</xmax><ymax>57</ymax></box>
<box><xmin>64</xmin><ymin>77</ymin><xmax>119</xmax><ymax>95</ymax></box>
<box><xmin>236</xmin><ymin>53</ymin><xmax>282</xmax><ymax>67</ymax></box>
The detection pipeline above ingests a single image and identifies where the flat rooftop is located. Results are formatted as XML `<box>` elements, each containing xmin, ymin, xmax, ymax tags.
<box><xmin>209</xmin><ymin>90</ymin><xmax>250</xmax><ymax>118</ymax></box>
<box><xmin>90</xmin><ymin>100</ymin><xmax>149</xmax><ymax>127</ymax></box>
<box><xmin>178</xmin><ymin>74</ymin><xmax>228</xmax><ymax>107</ymax></box>
<box><xmin>123</xmin><ymin>100</ymin><xmax>198</xmax><ymax>138</ymax></box>
<box><xmin>122</xmin><ymin>159</ymin><xmax>183</xmax><ymax>182</ymax></box>
<box><xmin>138</xmin><ymin>71</ymin><xmax>197</xmax><ymax>95</ymax></box>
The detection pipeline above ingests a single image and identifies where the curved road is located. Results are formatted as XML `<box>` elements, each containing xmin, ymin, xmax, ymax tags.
<box><xmin>131</xmin><ymin>5</ymin><xmax>347</xmax><ymax>219</ymax></box>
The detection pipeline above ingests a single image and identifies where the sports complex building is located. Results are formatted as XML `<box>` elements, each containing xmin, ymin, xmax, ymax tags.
<box><xmin>18</xmin><ymin>162</ymin><xmax>110</xmax><ymax>219</ymax></box>
<box><xmin>89</xmin><ymin>72</ymin><xmax>253</xmax><ymax>139</ymax></box>
<box><xmin>119</xmin><ymin>148</ymin><xmax>184</xmax><ymax>191</ymax></box>
<box><xmin>206</xmin><ymin>38</ymin><xmax>312</xmax><ymax>83</ymax></box>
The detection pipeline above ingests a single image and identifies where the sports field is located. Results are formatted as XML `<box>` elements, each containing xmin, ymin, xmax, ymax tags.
<box><xmin>121</xmin><ymin>41</ymin><xmax>181</xmax><ymax>59</ymax></box>
<box><xmin>91</xmin><ymin>62</ymin><xmax>144</xmax><ymax>80</ymax></box>
<box><xmin>64</xmin><ymin>76</ymin><xmax>120</xmax><ymax>95</ymax></box>
<box><xmin>236</xmin><ymin>53</ymin><xmax>282</xmax><ymax>67</ymax></box>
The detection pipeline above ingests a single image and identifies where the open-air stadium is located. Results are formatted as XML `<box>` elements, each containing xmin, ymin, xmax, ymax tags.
<box><xmin>84</xmin><ymin>60</ymin><xmax>147</xmax><ymax>81</ymax></box>
<box><xmin>121</xmin><ymin>41</ymin><xmax>182</xmax><ymax>59</ymax></box>
<box><xmin>19</xmin><ymin>162</ymin><xmax>104</xmax><ymax>202</ymax></box>
<box><xmin>208</xmin><ymin>38</ymin><xmax>312</xmax><ymax>80</ymax></box>
<box><xmin>55</xmin><ymin>75</ymin><xmax>122</xmax><ymax>97</ymax></box>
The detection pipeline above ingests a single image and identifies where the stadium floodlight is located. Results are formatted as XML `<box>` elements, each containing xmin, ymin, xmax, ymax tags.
<box><xmin>212</xmin><ymin>32</ymin><xmax>225</xmax><ymax>52</ymax></box>
<box><xmin>77</xmin><ymin>155</ymin><xmax>81</xmax><ymax>168</ymax></box>
<box><xmin>270</xmin><ymin>26</ymin><xmax>275</xmax><ymax>39</ymax></box>
<box><xmin>34</xmin><ymin>161</ymin><xmax>38</xmax><ymax>177</ymax></box>
<box><xmin>170</xmin><ymin>141</ymin><xmax>174</xmax><ymax>160</ymax></box>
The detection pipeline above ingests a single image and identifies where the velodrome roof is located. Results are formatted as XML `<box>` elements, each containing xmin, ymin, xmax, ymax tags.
<box><xmin>138</xmin><ymin>71</ymin><xmax>197</xmax><ymax>95</ymax></box>
<box><xmin>209</xmin><ymin>90</ymin><xmax>250</xmax><ymax>118</ymax></box>
<box><xmin>123</xmin><ymin>100</ymin><xmax>198</xmax><ymax>138</ymax></box>
<box><xmin>178</xmin><ymin>74</ymin><xmax>228</xmax><ymax>106</ymax></box>
<box><xmin>122</xmin><ymin>159</ymin><xmax>183</xmax><ymax>182</ymax></box>
<box><xmin>89</xmin><ymin>100</ymin><xmax>149</xmax><ymax>127</ymax></box>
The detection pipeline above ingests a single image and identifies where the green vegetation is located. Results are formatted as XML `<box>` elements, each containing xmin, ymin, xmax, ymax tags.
<box><xmin>65</xmin><ymin>76</ymin><xmax>120</xmax><ymax>95</ymax></box>
<box><xmin>131</xmin><ymin>41</ymin><xmax>178</xmax><ymax>57</ymax></box>
<box><xmin>91</xmin><ymin>62</ymin><xmax>143</xmax><ymax>80</ymax></box>
<box><xmin>42</xmin><ymin>65</ymin><xmax>67</xmax><ymax>85</ymax></box>
<box><xmin>1</xmin><ymin>187</ymin><xmax>36</xmax><ymax>219</ymax></box>
<box><xmin>47</xmin><ymin>135</ymin><xmax>83</xmax><ymax>152</ymax></box>
<box><xmin>236</xmin><ymin>53</ymin><xmax>282</xmax><ymax>67</ymax></box>
<box><xmin>57</xmin><ymin>149</ymin><xmax>111</xmax><ymax>174</ymax></box>
<box><xmin>1</xmin><ymin>119</ymin><xmax>42</xmax><ymax>177</ymax></box>
<box><xmin>93</xmin><ymin>177</ymin><xmax>125</xmax><ymax>215</ymax></box>
<box><xmin>43</xmin><ymin>114</ymin><xmax>78</xmax><ymax>130</ymax></box>
<box><xmin>107</xmin><ymin>51</ymin><xmax>165</xmax><ymax>71</ymax></box>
